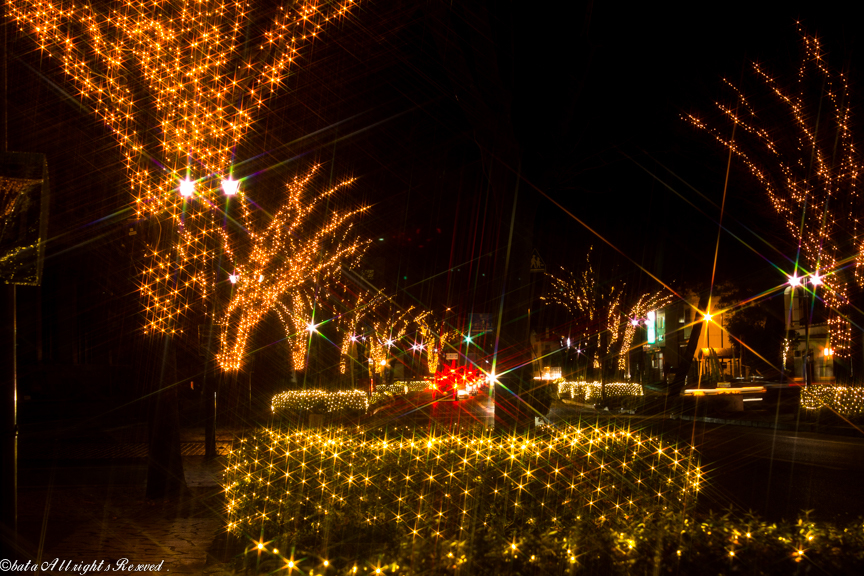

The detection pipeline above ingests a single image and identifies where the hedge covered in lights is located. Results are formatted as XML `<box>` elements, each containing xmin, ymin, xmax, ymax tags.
<box><xmin>375</xmin><ymin>381</ymin><xmax>431</xmax><ymax>395</ymax></box>
<box><xmin>557</xmin><ymin>381</ymin><xmax>643</xmax><ymax>404</ymax></box>
<box><xmin>271</xmin><ymin>382</ymin><xmax>431</xmax><ymax>418</ymax></box>
<box><xmin>271</xmin><ymin>390</ymin><xmax>375</xmax><ymax>416</ymax></box>
<box><xmin>801</xmin><ymin>385</ymin><xmax>864</xmax><ymax>418</ymax></box>
<box><xmin>224</xmin><ymin>422</ymin><xmax>702</xmax><ymax>573</ymax></box>
<box><xmin>229</xmin><ymin>507</ymin><xmax>864</xmax><ymax>575</ymax></box>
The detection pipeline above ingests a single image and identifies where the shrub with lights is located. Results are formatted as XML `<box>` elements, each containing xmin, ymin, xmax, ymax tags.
<box><xmin>557</xmin><ymin>381</ymin><xmax>643</xmax><ymax>410</ymax></box>
<box><xmin>375</xmin><ymin>381</ymin><xmax>431</xmax><ymax>395</ymax></box>
<box><xmin>271</xmin><ymin>390</ymin><xmax>378</xmax><ymax>420</ymax></box>
<box><xmin>801</xmin><ymin>385</ymin><xmax>864</xmax><ymax>419</ymax></box>
<box><xmin>224</xmin><ymin>422</ymin><xmax>702</xmax><ymax>573</ymax></box>
<box><xmin>270</xmin><ymin>381</ymin><xmax>432</xmax><ymax>421</ymax></box>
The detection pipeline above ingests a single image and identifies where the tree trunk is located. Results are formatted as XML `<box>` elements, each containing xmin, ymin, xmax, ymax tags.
<box><xmin>600</xmin><ymin>331</ymin><xmax>609</xmax><ymax>407</ymax></box>
<box><xmin>201</xmin><ymin>325</ymin><xmax>217</xmax><ymax>458</ymax></box>
<box><xmin>146</xmin><ymin>333</ymin><xmax>189</xmax><ymax>499</ymax></box>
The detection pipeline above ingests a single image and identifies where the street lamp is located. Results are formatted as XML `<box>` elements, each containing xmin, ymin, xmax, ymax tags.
<box><xmin>786</xmin><ymin>272</ymin><xmax>821</xmax><ymax>386</ymax></box>
<box><xmin>221</xmin><ymin>178</ymin><xmax>240</xmax><ymax>196</ymax></box>
<box><xmin>179</xmin><ymin>178</ymin><xmax>195</xmax><ymax>197</ymax></box>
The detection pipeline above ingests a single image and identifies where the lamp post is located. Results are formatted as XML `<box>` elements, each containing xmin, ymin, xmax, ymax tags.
<box><xmin>630</xmin><ymin>318</ymin><xmax>645</xmax><ymax>384</ymax></box>
<box><xmin>787</xmin><ymin>273</ymin><xmax>821</xmax><ymax>387</ymax></box>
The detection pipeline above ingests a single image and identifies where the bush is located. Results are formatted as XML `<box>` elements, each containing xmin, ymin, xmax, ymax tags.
<box><xmin>224</xmin><ymin>421</ymin><xmax>703</xmax><ymax>573</ymax></box>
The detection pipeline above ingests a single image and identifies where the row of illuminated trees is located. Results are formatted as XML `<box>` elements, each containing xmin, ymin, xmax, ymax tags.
<box><xmin>541</xmin><ymin>247</ymin><xmax>674</xmax><ymax>385</ymax></box>
<box><xmin>7</xmin><ymin>0</ymin><xmax>498</xmax><ymax>395</ymax></box>
<box><xmin>6</xmin><ymin>0</ymin><xmax>376</xmax><ymax>496</ymax></box>
<box><xmin>7</xmin><ymin>0</ymin><xmax>382</xmax><ymax>378</ymax></box>
<box><xmin>544</xmin><ymin>29</ymin><xmax>864</xmax><ymax>387</ymax></box>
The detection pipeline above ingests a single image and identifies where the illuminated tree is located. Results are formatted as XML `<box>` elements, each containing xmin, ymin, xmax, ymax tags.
<box><xmin>7</xmin><ymin>0</ymin><xmax>364</xmax><ymax>351</ymax></box>
<box><xmin>544</xmin><ymin>248</ymin><xmax>672</xmax><ymax>381</ymax></box>
<box><xmin>362</xmin><ymin>304</ymin><xmax>423</xmax><ymax>381</ymax></box>
<box><xmin>544</xmin><ymin>253</ymin><xmax>623</xmax><ymax>377</ymax></box>
<box><xmin>618</xmin><ymin>291</ymin><xmax>675</xmax><ymax>372</ymax></box>
<box><xmin>8</xmin><ymin>0</ymin><xmax>365</xmax><ymax>494</ymax></box>
<box><xmin>216</xmin><ymin>165</ymin><xmax>368</xmax><ymax>372</ymax></box>
<box><xmin>685</xmin><ymin>30</ymin><xmax>864</xmax><ymax>362</ymax></box>
<box><xmin>337</xmin><ymin>288</ymin><xmax>385</xmax><ymax>377</ymax></box>
<box><xmin>417</xmin><ymin>313</ymin><xmax>456</xmax><ymax>376</ymax></box>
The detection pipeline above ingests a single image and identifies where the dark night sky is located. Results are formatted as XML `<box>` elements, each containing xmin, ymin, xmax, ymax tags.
<box><xmin>5</xmin><ymin>0</ymin><xmax>862</xmax><ymax>370</ymax></box>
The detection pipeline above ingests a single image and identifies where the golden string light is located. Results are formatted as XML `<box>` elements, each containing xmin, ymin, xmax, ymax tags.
<box><xmin>618</xmin><ymin>291</ymin><xmax>675</xmax><ymax>371</ymax></box>
<box><xmin>685</xmin><ymin>30</ymin><xmax>862</xmax><ymax>359</ymax></box>
<box><xmin>271</xmin><ymin>389</ymin><xmax>372</xmax><ymax>415</ymax></box>
<box><xmin>216</xmin><ymin>165</ymin><xmax>368</xmax><ymax>371</ymax></box>
<box><xmin>224</xmin><ymin>423</ymin><xmax>702</xmax><ymax>558</ymax></box>
<box><xmin>9</xmin><ymin>0</ymin><xmax>365</xmax><ymax>362</ymax></box>
<box><xmin>337</xmin><ymin>289</ymin><xmax>386</xmax><ymax>375</ymax></box>
<box><xmin>270</xmin><ymin>381</ymin><xmax>430</xmax><ymax>415</ymax></box>
<box><xmin>334</xmin><ymin>292</ymin><xmax>428</xmax><ymax>377</ymax></box>
<box><xmin>801</xmin><ymin>385</ymin><xmax>864</xmax><ymax>417</ymax></box>
<box><xmin>544</xmin><ymin>250</ymin><xmax>669</xmax><ymax>374</ymax></box>
<box><xmin>364</xmin><ymin>306</ymin><xmax>420</xmax><ymax>376</ymax></box>
<box><xmin>417</xmin><ymin>314</ymin><xmax>457</xmax><ymax>376</ymax></box>
<box><xmin>374</xmin><ymin>380</ymin><xmax>429</xmax><ymax>394</ymax></box>
<box><xmin>557</xmin><ymin>381</ymin><xmax>643</xmax><ymax>406</ymax></box>
<box><xmin>544</xmin><ymin>260</ymin><xmax>621</xmax><ymax>369</ymax></box>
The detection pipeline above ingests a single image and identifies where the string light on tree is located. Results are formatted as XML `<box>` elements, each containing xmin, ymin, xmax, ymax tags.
<box><xmin>543</xmin><ymin>249</ymin><xmax>671</xmax><ymax>374</ymax></box>
<box><xmin>216</xmin><ymin>166</ymin><xmax>368</xmax><ymax>371</ymax></box>
<box><xmin>8</xmin><ymin>0</ymin><xmax>365</xmax><ymax>351</ymax></box>
<box><xmin>224</xmin><ymin>422</ymin><xmax>702</xmax><ymax>570</ymax></box>
<box><xmin>686</xmin><ymin>29</ymin><xmax>863</xmax><ymax>359</ymax></box>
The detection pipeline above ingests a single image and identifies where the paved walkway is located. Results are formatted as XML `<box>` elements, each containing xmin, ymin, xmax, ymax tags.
<box><xmin>17</xmin><ymin>453</ymin><xmax>239</xmax><ymax>575</ymax></box>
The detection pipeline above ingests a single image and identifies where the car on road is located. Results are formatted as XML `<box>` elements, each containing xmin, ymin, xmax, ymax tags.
<box><xmin>431</xmin><ymin>369</ymin><xmax>458</xmax><ymax>401</ymax></box>
<box><xmin>432</xmin><ymin>364</ymin><xmax>484</xmax><ymax>401</ymax></box>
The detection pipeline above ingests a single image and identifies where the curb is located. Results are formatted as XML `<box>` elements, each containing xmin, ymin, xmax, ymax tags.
<box><xmin>672</xmin><ymin>414</ymin><xmax>864</xmax><ymax>437</ymax></box>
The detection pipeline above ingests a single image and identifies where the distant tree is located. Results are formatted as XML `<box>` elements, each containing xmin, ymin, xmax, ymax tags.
<box><xmin>714</xmin><ymin>284</ymin><xmax>786</xmax><ymax>379</ymax></box>
<box><xmin>544</xmin><ymin>248</ymin><xmax>673</xmax><ymax>386</ymax></box>
<box><xmin>686</xmin><ymin>29</ymin><xmax>864</xmax><ymax>379</ymax></box>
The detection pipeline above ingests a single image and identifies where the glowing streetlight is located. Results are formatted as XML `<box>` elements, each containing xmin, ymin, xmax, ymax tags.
<box><xmin>221</xmin><ymin>178</ymin><xmax>240</xmax><ymax>196</ymax></box>
<box><xmin>229</xmin><ymin>274</ymin><xmax>238</xmax><ymax>284</ymax></box>
<box><xmin>179</xmin><ymin>178</ymin><xmax>195</xmax><ymax>197</ymax></box>
<box><xmin>786</xmin><ymin>269</ymin><xmax>822</xmax><ymax>386</ymax></box>
<box><xmin>307</xmin><ymin>322</ymin><xmax>318</xmax><ymax>334</ymax></box>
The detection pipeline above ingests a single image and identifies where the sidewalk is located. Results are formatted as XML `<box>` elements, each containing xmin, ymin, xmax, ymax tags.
<box><xmin>15</xmin><ymin>410</ymin><xmax>245</xmax><ymax>576</ymax></box>
<box><xmin>16</xmin><ymin>455</ymin><xmax>237</xmax><ymax>575</ymax></box>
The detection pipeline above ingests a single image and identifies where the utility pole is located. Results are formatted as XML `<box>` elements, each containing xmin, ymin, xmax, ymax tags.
<box><xmin>1</xmin><ymin>152</ymin><xmax>49</xmax><ymax>559</ymax></box>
